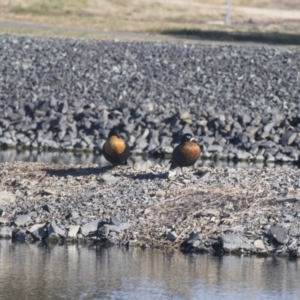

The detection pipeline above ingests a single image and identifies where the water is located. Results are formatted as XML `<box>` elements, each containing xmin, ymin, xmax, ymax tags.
<box><xmin>0</xmin><ymin>240</ymin><xmax>298</xmax><ymax>300</ymax></box>
<box><xmin>0</xmin><ymin>149</ymin><xmax>297</xmax><ymax>169</ymax></box>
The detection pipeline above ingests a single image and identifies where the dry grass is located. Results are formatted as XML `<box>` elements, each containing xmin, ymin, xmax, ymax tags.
<box><xmin>138</xmin><ymin>168</ymin><xmax>300</xmax><ymax>248</ymax></box>
<box><xmin>1</xmin><ymin>162</ymin><xmax>300</xmax><ymax>248</ymax></box>
<box><xmin>0</xmin><ymin>0</ymin><xmax>299</xmax><ymax>41</ymax></box>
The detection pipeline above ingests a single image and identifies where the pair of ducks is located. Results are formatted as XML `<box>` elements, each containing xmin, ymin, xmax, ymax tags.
<box><xmin>103</xmin><ymin>128</ymin><xmax>201</xmax><ymax>170</ymax></box>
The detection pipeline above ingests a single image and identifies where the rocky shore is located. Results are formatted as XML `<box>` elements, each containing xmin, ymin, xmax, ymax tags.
<box><xmin>1</xmin><ymin>34</ymin><xmax>300</xmax><ymax>163</ymax></box>
<box><xmin>0</xmin><ymin>161</ymin><xmax>300</xmax><ymax>257</ymax></box>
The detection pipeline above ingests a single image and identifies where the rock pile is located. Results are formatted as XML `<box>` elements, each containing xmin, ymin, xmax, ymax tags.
<box><xmin>1</xmin><ymin>35</ymin><xmax>300</xmax><ymax>163</ymax></box>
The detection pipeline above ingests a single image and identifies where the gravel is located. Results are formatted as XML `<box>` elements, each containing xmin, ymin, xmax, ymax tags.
<box><xmin>0</xmin><ymin>161</ymin><xmax>300</xmax><ymax>257</ymax></box>
<box><xmin>0</xmin><ymin>34</ymin><xmax>300</xmax><ymax>163</ymax></box>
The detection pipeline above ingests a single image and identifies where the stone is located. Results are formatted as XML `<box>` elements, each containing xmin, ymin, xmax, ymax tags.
<box><xmin>0</xmin><ymin>191</ymin><xmax>16</xmax><ymax>206</ymax></box>
<box><xmin>281</xmin><ymin>131</ymin><xmax>297</xmax><ymax>146</ymax></box>
<box><xmin>263</xmin><ymin>122</ymin><xmax>274</xmax><ymax>133</ymax></box>
<box><xmin>289</xmin><ymin>225</ymin><xmax>300</xmax><ymax>237</ymax></box>
<box><xmin>14</xmin><ymin>215</ymin><xmax>31</xmax><ymax>227</ymax></box>
<box><xmin>186</xmin><ymin>232</ymin><xmax>199</xmax><ymax>244</ymax></box>
<box><xmin>66</xmin><ymin>211</ymin><xmax>80</xmax><ymax>219</ymax></box>
<box><xmin>166</xmin><ymin>231</ymin><xmax>177</xmax><ymax>241</ymax></box>
<box><xmin>68</xmin><ymin>225</ymin><xmax>80</xmax><ymax>238</ymax></box>
<box><xmin>0</xmin><ymin>226</ymin><xmax>12</xmax><ymax>238</ymax></box>
<box><xmin>100</xmin><ymin>175</ymin><xmax>119</xmax><ymax>185</ymax></box>
<box><xmin>270</xmin><ymin>226</ymin><xmax>288</xmax><ymax>244</ymax></box>
<box><xmin>110</xmin><ymin>216</ymin><xmax>121</xmax><ymax>226</ymax></box>
<box><xmin>81</xmin><ymin>219</ymin><xmax>101</xmax><ymax>236</ymax></box>
<box><xmin>155</xmin><ymin>190</ymin><xmax>166</xmax><ymax>197</ymax></box>
<box><xmin>222</xmin><ymin>232</ymin><xmax>253</xmax><ymax>252</ymax></box>
<box><xmin>254</xmin><ymin>239</ymin><xmax>266</xmax><ymax>251</ymax></box>
<box><xmin>0</xmin><ymin>217</ymin><xmax>8</xmax><ymax>224</ymax></box>
<box><xmin>12</xmin><ymin>228</ymin><xmax>27</xmax><ymax>242</ymax></box>
<box><xmin>48</xmin><ymin>220</ymin><xmax>65</xmax><ymax>237</ymax></box>
<box><xmin>28</xmin><ymin>223</ymin><xmax>48</xmax><ymax>240</ymax></box>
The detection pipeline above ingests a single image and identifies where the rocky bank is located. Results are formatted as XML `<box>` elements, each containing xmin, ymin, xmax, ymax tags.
<box><xmin>0</xmin><ymin>161</ymin><xmax>300</xmax><ymax>256</ymax></box>
<box><xmin>1</xmin><ymin>35</ymin><xmax>300</xmax><ymax>163</ymax></box>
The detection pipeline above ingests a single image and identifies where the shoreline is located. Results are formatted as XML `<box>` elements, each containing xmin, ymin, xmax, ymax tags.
<box><xmin>0</xmin><ymin>161</ymin><xmax>300</xmax><ymax>257</ymax></box>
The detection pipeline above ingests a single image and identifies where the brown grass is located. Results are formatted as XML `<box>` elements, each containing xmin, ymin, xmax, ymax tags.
<box><xmin>0</xmin><ymin>0</ymin><xmax>299</xmax><ymax>41</ymax></box>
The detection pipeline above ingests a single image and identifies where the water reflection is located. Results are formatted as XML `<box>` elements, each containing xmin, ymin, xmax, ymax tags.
<box><xmin>0</xmin><ymin>240</ymin><xmax>298</xmax><ymax>299</ymax></box>
<box><xmin>0</xmin><ymin>149</ymin><xmax>297</xmax><ymax>169</ymax></box>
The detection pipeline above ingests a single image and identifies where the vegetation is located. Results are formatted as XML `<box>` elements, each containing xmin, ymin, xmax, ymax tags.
<box><xmin>0</xmin><ymin>0</ymin><xmax>299</xmax><ymax>43</ymax></box>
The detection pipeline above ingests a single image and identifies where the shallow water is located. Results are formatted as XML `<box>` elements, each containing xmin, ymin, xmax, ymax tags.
<box><xmin>0</xmin><ymin>240</ymin><xmax>299</xmax><ymax>300</ymax></box>
<box><xmin>0</xmin><ymin>149</ymin><xmax>297</xmax><ymax>170</ymax></box>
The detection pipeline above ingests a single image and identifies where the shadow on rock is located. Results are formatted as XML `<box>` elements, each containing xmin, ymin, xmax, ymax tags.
<box><xmin>125</xmin><ymin>172</ymin><xmax>169</xmax><ymax>180</ymax></box>
<box><xmin>42</xmin><ymin>165</ymin><xmax>113</xmax><ymax>177</ymax></box>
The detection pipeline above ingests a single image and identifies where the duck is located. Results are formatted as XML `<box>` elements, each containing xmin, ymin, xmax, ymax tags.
<box><xmin>102</xmin><ymin>127</ymin><xmax>130</xmax><ymax>166</ymax></box>
<box><xmin>169</xmin><ymin>133</ymin><xmax>201</xmax><ymax>170</ymax></box>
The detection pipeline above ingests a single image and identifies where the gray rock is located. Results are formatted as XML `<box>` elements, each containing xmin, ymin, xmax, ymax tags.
<box><xmin>110</xmin><ymin>216</ymin><xmax>121</xmax><ymax>226</ymax></box>
<box><xmin>187</xmin><ymin>232</ymin><xmax>199</xmax><ymax>244</ymax></box>
<box><xmin>270</xmin><ymin>226</ymin><xmax>288</xmax><ymax>244</ymax></box>
<box><xmin>0</xmin><ymin>226</ymin><xmax>12</xmax><ymax>238</ymax></box>
<box><xmin>166</xmin><ymin>231</ymin><xmax>177</xmax><ymax>241</ymax></box>
<box><xmin>12</xmin><ymin>228</ymin><xmax>27</xmax><ymax>242</ymax></box>
<box><xmin>100</xmin><ymin>175</ymin><xmax>119</xmax><ymax>185</ymax></box>
<box><xmin>0</xmin><ymin>191</ymin><xmax>16</xmax><ymax>206</ymax></box>
<box><xmin>14</xmin><ymin>214</ymin><xmax>31</xmax><ymax>227</ymax></box>
<box><xmin>67</xmin><ymin>211</ymin><xmax>80</xmax><ymax>219</ymax></box>
<box><xmin>281</xmin><ymin>131</ymin><xmax>297</xmax><ymax>146</ymax></box>
<box><xmin>28</xmin><ymin>223</ymin><xmax>48</xmax><ymax>240</ymax></box>
<box><xmin>81</xmin><ymin>219</ymin><xmax>101</xmax><ymax>236</ymax></box>
<box><xmin>263</xmin><ymin>122</ymin><xmax>274</xmax><ymax>133</ymax></box>
<box><xmin>222</xmin><ymin>232</ymin><xmax>253</xmax><ymax>252</ymax></box>
<box><xmin>48</xmin><ymin>220</ymin><xmax>65</xmax><ymax>237</ymax></box>
<box><xmin>68</xmin><ymin>225</ymin><xmax>80</xmax><ymax>238</ymax></box>
<box><xmin>254</xmin><ymin>239</ymin><xmax>266</xmax><ymax>251</ymax></box>
<box><xmin>289</xmin><ymin>225</ymin><xmax>300</xmax><ymax>237</ymax></box>
<box><xmin>0</xmin><ymin>217</ymin><xmax>8</xmax><ymax>224</ymax></box>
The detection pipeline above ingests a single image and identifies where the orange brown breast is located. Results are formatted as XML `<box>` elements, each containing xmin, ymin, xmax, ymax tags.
<box><xmin>170</xmin><ymin>141</ymin><xmax>201</xmax><ymax>169</ymax></box>
<box><xmin>103</xmin><ymin>135</ymin><xmax>130</xmax><ymax>166</ymax></box>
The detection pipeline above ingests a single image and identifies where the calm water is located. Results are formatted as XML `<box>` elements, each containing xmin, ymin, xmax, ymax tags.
<box><xmin>0</xmin><ymin>149</ymin><xmax>297</xmax><ymax>169</ymax></box>
<box><xmin>0</xmin><ymin>240</ymin><xmax>299</xmax><ymax>300</ymax></box>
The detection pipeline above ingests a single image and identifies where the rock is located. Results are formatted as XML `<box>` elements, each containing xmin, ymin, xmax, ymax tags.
<box><xmin>0</xmin><ymin>226</ymin><xmax>12</xmax><ymax>238</ymax></box>
<box><xmin>0</xmin><ymin>217</ymin><xmax>8</xmax><ymax>224</ymax></box>
<box><xmin>81</xmin><ymin>219</ymin><xmax>101</xmax><ymax>236</ymax></box>
<box><xmin>12</xmin><ymin>228</ymin><xmax>27</xmax><ymax>242</ymax></box>
<box><xmin>68</xmin><ymin>225</ymin><xmax>80</xmax><ymax>238</ymax></box>
<box><xmin>48</xmin><ymin>220</ymin><xmax>65</xmax><ymax>237</ymax></box>
<box><xmin>155</xmin><ymin>190</ymin><xmax>166</xmax><ymax>197</ymax></box>
<box><xmin>289</xmin><ymin>225</ymin><xmax>300</xmax><ymax>237</ymax></box>
<box><xmin>207</xmin><ymin>145</ymin><xmax>223</xmax><ymax>152</ymax></box>
<box><xmin>270</xmin><ymin>226</ymin><xmax>288</xmax><ymax>244</ymax></box>
<box><xmin>0</xmin><ymin>191</ymin><xmax>16</xmax><ymax>205</ymax></box>
<box><xmin>222</xmin><ymin>232</ymin><xmax>253</xmax><ymax>252</ymax></box>
<box><xmin>14</xmin><ymin>214</ymin><xmax>31</xmax><ymax>227</ymax></box>
<box><xmin>263</xmin><ymin>122</ymin><xmax>274</xmax><ymax>133</ymax></box>
<box><xmin>281</xmin><ymin>131</ymin><xmax>297</xmax><ymax>146</ymax></box>
<box><xmin>254</xmin><ymin>239</ymin><xmax>266</xmax><ymax>251</ymax></box>
<box><xmin>28</xmin><ymin>223</ymin><xmax>48</xmax><ymax>240</ymax></box>
<box><xmin>66</xmin><ymin>211</ymin><xmax>80</xmax><ymax>219</ymax></box>
<box><xmin>110</xmin><ymin>216</ymin><xmax>121</xmax><ymax>226</ymax></box>
<box><xmin>102</xmin><ymin>222</ymin><xmax>131</xmax><ymax>233</ymax></box>
<box><xmin>186</xmin><ymin>232</ymin><xmax>199</xmax><ymax>244</ymax></box>
<box><xmin>166</xmin><ymin>231</ymin><xmax>177</xmax><ymax>241</ymax></box>
<box><xmin>100</xmin><ymin>175</ymin><xmax>119</xmax><ymax>185</ymax></box>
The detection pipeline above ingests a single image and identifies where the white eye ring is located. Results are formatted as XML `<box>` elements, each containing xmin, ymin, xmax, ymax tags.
<box><xmin>190</xmin><ymin>137</ymin><xmax>196</xmax><ymax>141</ymax></box>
